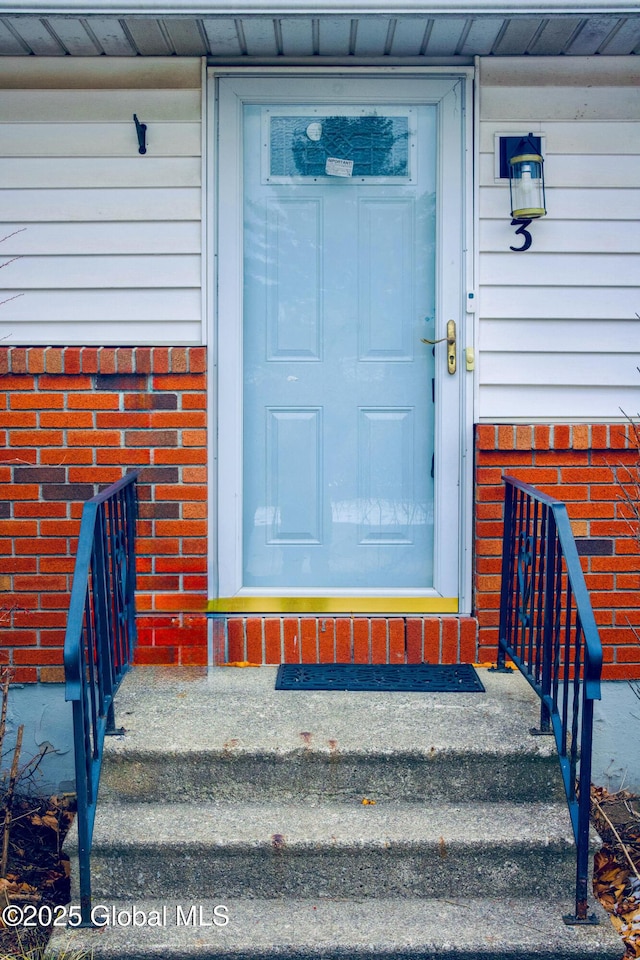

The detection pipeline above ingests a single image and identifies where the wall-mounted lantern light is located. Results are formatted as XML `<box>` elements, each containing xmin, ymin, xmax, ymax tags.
<box><xmin>508</xmin><ymin>133</ymin><xmax>546</xmax><ymax>220</ymax></box>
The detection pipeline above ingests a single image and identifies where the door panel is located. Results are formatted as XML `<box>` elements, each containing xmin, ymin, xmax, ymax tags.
<box><xmin>266</xmin><ymin>407</ymin><xmax>322</xmax><ymax>543</ymax></box>
<box><xmin>359</xmin><ymin>198</ymin><xmax>415</xmax><ymax>360</ymax></box>
<box><xmin>266</xmin><ymin>198</ymin><xmax>322</xmax><ymax>360</ymax></box>
<box><xmin>243</xmin><ymin>101</ymin><xmax>435</xmax><ymax>590</ymax></box>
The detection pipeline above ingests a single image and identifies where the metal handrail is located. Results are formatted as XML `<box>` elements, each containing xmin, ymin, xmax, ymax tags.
<box><xmin>64</xmin><ymin>471</ymin><xmax>139</xmax><ymax>925</ymax></box>
<box><xmin>497</xmin><ymin>474</ymin><xmax>603</xmax><ymax>925</ymax></box>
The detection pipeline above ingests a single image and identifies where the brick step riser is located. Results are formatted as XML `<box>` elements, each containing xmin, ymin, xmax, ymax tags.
<box><xmin>100</xmin><ymin>753</ymin><xmax>565</xmax><ymax>805</ymax></box>
<box><xmin>216</xmin><ymin>616</ymin><xmax>479</xmax><ymax>666</ymax></box>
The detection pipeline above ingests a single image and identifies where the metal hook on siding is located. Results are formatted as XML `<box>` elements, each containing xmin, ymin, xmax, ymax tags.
<box><xmin>133</xmin><ymin>114</ymin><xmax>147</xmax><ymax>155</ymax></box>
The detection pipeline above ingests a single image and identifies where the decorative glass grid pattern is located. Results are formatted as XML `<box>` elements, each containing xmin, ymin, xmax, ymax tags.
<box><xmin>269</xmin><ymin>115</ymin><xmax>410</xmax><ymax>179</ymax></box>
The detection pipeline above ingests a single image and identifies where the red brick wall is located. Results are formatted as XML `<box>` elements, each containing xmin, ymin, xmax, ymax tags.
<box><xmin>3</xmin><ymin>355</ymin><xmax>639</xmax><ymax>681</ymax></box>
<box><xmin>0</xmin><ymin>346</ymin><xmax>208</xmax><ymax>680</ymax></box>
<box><xmin>475</xmin><ymin>423</ymin><xmax>640</xmax><ymax>680</ymax></box>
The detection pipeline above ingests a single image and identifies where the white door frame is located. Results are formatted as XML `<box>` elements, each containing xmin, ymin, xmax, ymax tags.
<box><xmin>207</xmin><ymin>67</ymin><xmax>475</xmax><ymax>615</ymax></box>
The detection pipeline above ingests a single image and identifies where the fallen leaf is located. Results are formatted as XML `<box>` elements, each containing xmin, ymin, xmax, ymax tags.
<box><xmin>222</xmin><ymin>661</ymin><xmax>261</xmax><ymax>668</ymax></box>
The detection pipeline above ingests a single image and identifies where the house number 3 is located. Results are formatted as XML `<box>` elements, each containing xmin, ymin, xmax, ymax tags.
<box><xmin>510</xmin><ymin>218</ymin><xmax>533</xmax><ymax>252</ymax></box>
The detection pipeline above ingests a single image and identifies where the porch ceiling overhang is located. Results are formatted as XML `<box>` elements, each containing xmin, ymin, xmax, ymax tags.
<box><xmin>0</xmin><ymin>3</ymin><xmax>638</xmax><ymax>57</ymax></box>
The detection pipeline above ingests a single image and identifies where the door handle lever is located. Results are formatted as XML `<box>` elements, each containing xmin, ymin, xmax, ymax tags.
<box><xmin>421</xmin><ymin>320</ymin><xmax>456</xmax><ymax>374</ymax></box>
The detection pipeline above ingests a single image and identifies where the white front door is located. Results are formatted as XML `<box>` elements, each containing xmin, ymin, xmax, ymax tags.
<box><xmin>213</xmin><ymin>73</ymin><xmax>470</xmax><ymax>614</ymax></box>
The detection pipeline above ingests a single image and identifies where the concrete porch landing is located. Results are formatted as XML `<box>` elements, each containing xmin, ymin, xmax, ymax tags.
<box><xmin>100</xmin><ymin>664</ymin><xmax>562</xmax><ymax>804</ymax></box>
<box><xmin>48</xmin><ymin>665</ymin><xmax>621</xmax><ymax>960</ymax></box>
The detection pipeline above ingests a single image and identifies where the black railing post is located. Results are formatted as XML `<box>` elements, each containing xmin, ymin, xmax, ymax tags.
<box><xmin>498</xmin><ymin>474</ymin><xmax>602</xmax><ymax>925</ymax></box>
<box><xmin>93</xmin><ymin>506</ymin><xmax>115</xmax><ymax>718</ymax></box>
<box><xmin>566</xmin><ymin>689</ymin><xmax>597</xmax><ymax>924</ymax></box>
<box><xmin>71</xmin><ymin>696</ymin><xmax>92</xmax><ymax>926</ymax></box>
<box><xmin>497</xmin><ymin>479</ymin><xmax>515</xmax><ymax>672</ymax></box>
<box><xmin>124</xmin><ymin>481</ymin><xmax>138</xmax><ymax>660</ymax></box>
<box><xmin>64</xmin><ymin>470</ymin><xmax>140</xmax><ymax>927</ymax></box>
<box><xmin>538</xmin><ymin>506</ymin><xmax>555</xmax><ymax>735</ymax></box>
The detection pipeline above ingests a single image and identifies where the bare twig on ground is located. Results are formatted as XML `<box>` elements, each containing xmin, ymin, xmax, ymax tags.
<box><xmin>1</xmin><ymin>725</ymin><xmax>24</xmax><ymax>878</ymax></box>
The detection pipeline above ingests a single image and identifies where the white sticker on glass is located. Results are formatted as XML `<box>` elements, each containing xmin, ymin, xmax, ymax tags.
<box><xmin>325</xmin><ymin>157</ymin><xmax>354</xmax><ymax>177</ymax></box>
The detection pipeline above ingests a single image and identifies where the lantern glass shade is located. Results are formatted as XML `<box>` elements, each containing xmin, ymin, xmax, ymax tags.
<box><xmin>509</xmin><ymin>136</ymin><xmax>546</xmax><ymax>219</ymax></box>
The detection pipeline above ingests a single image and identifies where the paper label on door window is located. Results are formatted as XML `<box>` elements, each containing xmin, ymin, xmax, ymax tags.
<box><xmin>325</xmin><ymin>157</ymin><xmax>353</xmax><ymax>177</ymax></box>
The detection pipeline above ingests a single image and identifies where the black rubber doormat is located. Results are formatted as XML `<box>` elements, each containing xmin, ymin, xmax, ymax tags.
<box><xmin>275</xmin><ymin>663</ymin><xmax>485</xmax><ymax>693</ymax></box>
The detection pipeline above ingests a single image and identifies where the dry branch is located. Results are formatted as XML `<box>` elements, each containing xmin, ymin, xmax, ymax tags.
<box><xmin>1</xmin><ymin>725</ymin><xmax>24</xmax><ymax>878</ymax></box>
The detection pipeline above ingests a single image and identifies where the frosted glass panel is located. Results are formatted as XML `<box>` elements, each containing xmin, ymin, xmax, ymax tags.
<box><xmin>263</xmin><ymin>107</ymin><xmax>416</xmax><ymax>183</ymax></box>
<box><xmin>270</xmin><ymin>115</ymin><xmax>409</xmax><ymax>178</ymax></box>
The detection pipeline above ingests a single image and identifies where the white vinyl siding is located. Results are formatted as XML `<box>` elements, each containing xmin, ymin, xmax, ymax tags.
<box><xmin>478</xmin><ymin>57</ymin><xmax>640</xmax><ymax>422</ymax></box>
<box><xmin>0</xmin><ymin>58</ymin><xmax>202</xmax><ymax>346</ymax></box>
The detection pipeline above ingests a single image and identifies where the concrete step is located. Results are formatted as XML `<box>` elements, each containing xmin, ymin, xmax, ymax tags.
<box><xmin>100</xmin><ymin>666</ymin><xmax>563</xmax><ymax>804</ymax></box>
<box><xmin>45</xmin><ymin>897</ymin><xmax>621</xmax><ymax>960</ymax></box>
<box><xmin>48</xmin><ymin>666</ymin><xmax>621</xmax><ymax>960</ymax></box>
<box><xmin>102</xmin><ymin>747</ymin><xmax>563</xmax><ymax>804</ymax></box>
<box><xmin>72</xmin><ymin>799</ymin><xmax>577</xmax><ymax>901</ymax></box>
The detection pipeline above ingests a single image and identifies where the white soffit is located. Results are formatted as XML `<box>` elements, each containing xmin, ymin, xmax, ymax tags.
<box><xmin>0</xmin><ymin>4</ymin><xmax>638</xmax><ymax>57</ymax></box>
